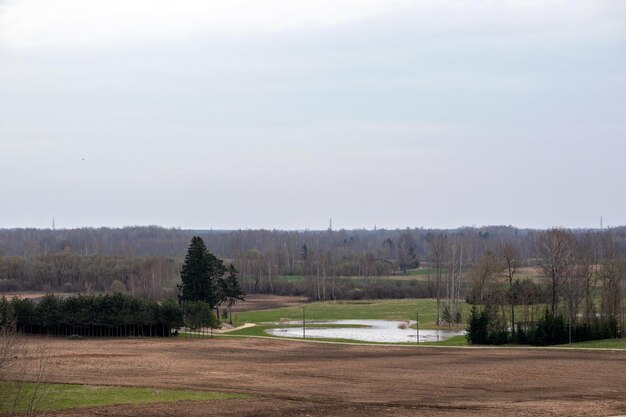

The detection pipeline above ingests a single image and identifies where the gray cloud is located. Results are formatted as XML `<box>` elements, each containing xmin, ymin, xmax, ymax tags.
<box><xmin>1</xmin><ymin>1</ymin><xmax>625</xmax><ymax>229</ymax></box>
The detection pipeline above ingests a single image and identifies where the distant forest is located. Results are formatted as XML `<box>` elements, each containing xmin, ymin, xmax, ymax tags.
<box><xmin>1</xmin><ymin>226</ymin><xmax>625</xmax><ymax>308</ymax></box>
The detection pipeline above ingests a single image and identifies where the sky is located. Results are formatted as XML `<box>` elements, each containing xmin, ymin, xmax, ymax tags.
<box><xmin>1</xmin><ymin>0</ymin><xmax>625</xmax><ymax>230</ymax></box>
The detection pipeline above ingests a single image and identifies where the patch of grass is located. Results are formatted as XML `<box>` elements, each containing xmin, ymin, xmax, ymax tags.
<box><xmin>422</xmin><ymin>335</ymin><xmax>468</xmax><ymax>347</ymax></box>
<box><xmin>553</xmin><ymin>338</ymin><xmax>626</xmax><ymax>349</ymax></box>
<box><xmin>224</xmin><ymin>323</ymin><xmax>368</xmax><ymax>337</ymax></box>
<box><xmin>273</xmin><ymin>275</ymin><xmax>304</xmax><ymax>283</ymax></box>
<box><xmin>405</xmin><ymin>268</ymin><xmax>437</xmax><ymax>276</ymax></box>
<box><xmin>0</xmin><ymin>382</ymin><xmax>246</xmax><ymax>413</ymax></box>
<box><xmin>235</xmin><ymin>299</ymin><xmax>458</xmax><ymax>327</ymax></box>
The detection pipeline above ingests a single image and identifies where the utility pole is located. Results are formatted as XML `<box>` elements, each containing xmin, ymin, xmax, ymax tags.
<box><xmin>568</xmin><ymin>320</ymin><xmax>571</xmax><ymax>345</ymax></box>
<box><xmin>302</xmin><ymin>306</ymin><xmax>306</xmax><ymax>339</ymax></box>
<box><xmin>416</xmin><ymin>311</ymin><xmax>420</xmax><ymax>344</ymax></box>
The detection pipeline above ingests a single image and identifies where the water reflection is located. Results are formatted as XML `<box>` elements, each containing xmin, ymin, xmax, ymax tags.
<box><xmin>266</xmin><ymin>320</ymin><xmax>465</xmax><ymax>343</ymax></box>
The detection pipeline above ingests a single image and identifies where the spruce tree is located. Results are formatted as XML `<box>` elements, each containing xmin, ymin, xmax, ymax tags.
<box><xmin>178</xmin><ymin>237</ymin><xmax>217</xmax><ymax>306</ymax></box>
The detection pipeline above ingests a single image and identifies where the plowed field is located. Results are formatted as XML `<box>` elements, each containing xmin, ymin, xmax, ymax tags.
<box><xmin>18</xmin><ymin>337</ymin><xmax>626</xmax><ymax>417</ymax></box>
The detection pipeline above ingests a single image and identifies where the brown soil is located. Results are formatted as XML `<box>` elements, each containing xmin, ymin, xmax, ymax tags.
<box><xmin>230</xmin><ymin>295</ymin><xmax>308</xmax><ymax>313</ymax></box>
<box><xmin>16</xmin><ymin>337</ymin><xmax>626</xmax><ymax>417</ymax></box>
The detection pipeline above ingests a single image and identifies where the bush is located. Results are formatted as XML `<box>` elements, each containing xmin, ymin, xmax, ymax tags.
<box><xmin>488</xmin><ymin>330</ymin><xmax>510</xmax><ymax>345</ymax></box>
<box><xmin>466</xmin><ymin>305</ymin><xmax>510</xmax><ymax>345</ymax></box>
<box><xmin>466</xmin><ymin>305</ymin><xmax>489</xmax><ymax>344</ymax></box>
<box><xmin>524</xmin><ymin>310</ymin><xmax>568</xmax><ymax>346</ymax></box>
<box><xmin>109</xmin><ymin>280</ymin><xmax>128</xmax><ymax>294</ymax></box>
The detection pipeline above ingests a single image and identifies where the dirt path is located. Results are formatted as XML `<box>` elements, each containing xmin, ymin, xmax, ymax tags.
<box><xmin>214</xmin><ymin>323</ymin><xmax>256</xmax><ymax>334</ymax></box>
<box><xmin>18</xmin><ymin>337</ymin><xmax>626</xmax><ymax>417</ymax></box>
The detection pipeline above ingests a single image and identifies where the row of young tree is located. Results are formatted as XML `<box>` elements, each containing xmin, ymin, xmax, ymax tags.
<box><xmin>0</xmin><ymin>292</ymin><xmax>244</xmax><ymax>339</ymax></box>
<box><xmin>464</xmin><ymin>229</ymin><xmax>625</xmax><ymax>345</ymax></box>
<box><xmin>467</xmin><ymin>306</ymin><xmax>620</xmax><ymax>346</ymax></box>
<box><xmin>1</xmin><ymin>294</ymin><xmax>183</xmax><ymax>337</ymax></box>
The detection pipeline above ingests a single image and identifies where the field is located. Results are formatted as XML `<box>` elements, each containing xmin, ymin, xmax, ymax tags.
<box><xmin>230</xmin><ymin>294</ymin><xmax>308</xmax><ymax>313</ymax></box>
<box><xmin>10</xmin><ymin>336</ymin><xmax>626</xmax><ymax>416</ymax></box>
<box><xmin>234</xmin><ymin>299</ymin><xmax>448</xmax><ymax>328</ymax></box>
<box><xmin>0</xmin><ymin>381</ymin><xmax>244</xmax><ymax>413</ymax></box>
<box><xmin>271</xmin><ymin>268</ymin><xmax>442</xmax><ymax>283</ymax></box>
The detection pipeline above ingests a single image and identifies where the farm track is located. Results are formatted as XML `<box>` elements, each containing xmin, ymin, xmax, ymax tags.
<box><xmin>19</xmin><ymin>336</ymin><xmax>626</xmax><ymax>416</ymax></box>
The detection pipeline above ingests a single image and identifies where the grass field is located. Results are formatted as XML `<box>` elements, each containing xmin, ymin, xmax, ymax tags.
<box><xmin>271</xmin><ymin>268</ymin><xmax>444</xmax><ymax>283</ymax></box>
<box><xmin>223</xmin><ymin>324</ymin><xmax>468</xmax><ymax>347</ymax></box>
<box><xmin>227</xmin><ymin>298</ymin><xmax>469</xmax><ymax>345</ymax></box>
<box><xmin>234</xmin><ymin>298</ymin><xmax>458</xmax><ymax>329</ymax></box>
<box><xmin>273</xmin><ymin>275</ymin><xmax>304</xmax><ymax>283</ymax></box>
<box><xmin>0</xmin><ymin>382</ymin><xmax>246</xmax><ymax>413</ymax></box>
<box><xmin>229</xmin><ymin>298</ymin><xmax>623</xmax><ymax>349</ymax></box>
<box><xmin>554</xmin><ymin>338</ymin><xmax>626</xmax><ymax>349</ymax></box>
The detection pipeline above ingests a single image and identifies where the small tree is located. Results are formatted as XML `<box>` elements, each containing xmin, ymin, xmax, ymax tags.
<box><xmin>466</xmin><ymin>305</ymin><xmax>488</xmax><ymax>344</ymax></box>
<box><xmin>500</xmin><ymin>242</ymin><xmax>520</xmax><ymax>336</ymax></box>
<box><xmin>182</xmin><ymin>301</ymin><xmax>216</xmax><ymax>334</ymax></box>
<box><xmin>223</xmin><ymin>265</ymin><xmax>246</xmax><ymax>324</ymax></box>
<box><xmin>160</xmin><ymin>299</ymin><xmax>183</xmax><ymax>336</ymax></box>
<box><xmin>539</xmin><ymin>229</ymin><xmax>575</xmax><ymax>318</ymax></box>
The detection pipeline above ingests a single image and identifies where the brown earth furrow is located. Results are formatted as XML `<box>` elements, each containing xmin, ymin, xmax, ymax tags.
<box><xmin>13</xmin><ymin>336</ymin><xmax>626</xmax><ymax>416</ymax></box>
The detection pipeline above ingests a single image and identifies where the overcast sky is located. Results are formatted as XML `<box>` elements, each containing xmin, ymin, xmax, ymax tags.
<box><xmin>1</xmin><ymin>0</ymin><xmax>625</xmax><ymax>230</ymax></box>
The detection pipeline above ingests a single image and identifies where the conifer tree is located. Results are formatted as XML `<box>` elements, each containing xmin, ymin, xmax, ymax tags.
<box><xmin>178</xmin><ymin>237</ymin><xmax>217</xmax><ymax>306</ymax></box>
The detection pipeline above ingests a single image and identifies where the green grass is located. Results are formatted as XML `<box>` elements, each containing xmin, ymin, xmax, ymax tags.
<box><xmin>273</xmin><ymin>275</ymin><xmax>304</xmax><ymax>283</ymax></box>
<box><xmin>553</xmin><ymin>338</ymin><xmax>626</xmax><ymax>349</ymax></box>
<box><xmin>423</xmin><ymin>335</ymin><xmax>468</xmax><ymax>347</ymax></box>
<box><xmin>0</xmin><ymin>382</ymin><xmax>246</xmax><ymax>413</ymax></box>
<box><xmin>235</xmin><ymin>299</ymin><xmax>457</xmax><ymax>328</ymax></box>
<box><xmin>405</xmin><ymin>268</ymin><xmax>438</xmax><ymax>276</ymax></box>
<box><xmin>225</xmin><ymin>299</ymin><xmax>468</xmax><ymax>344</ymax></box>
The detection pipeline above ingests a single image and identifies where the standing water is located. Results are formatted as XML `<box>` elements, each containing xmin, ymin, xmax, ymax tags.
<box><xmin>266</xmin><ymin>320</ymin><xmax>465</xmax><ymax>343</ymax></box>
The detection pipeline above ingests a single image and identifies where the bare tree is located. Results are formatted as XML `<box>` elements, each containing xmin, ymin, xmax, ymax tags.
<box><xmin>1</xmin><ymin>303</ymin><xmax>51</xmax><ymax>417</ymax></box>
<box><xmin>539</xmin><ymin>229</ymin><xmax>575</xmax><ymax>317</ymax></box>
<box><xmin>397</xmin><ymin>233</ymin><xmax>416</xmax><ymax>275</ymax></box>
<box><xmin>428</xmin><ymin>236</ymin><xmax>447</xmax><ymax>326</ymax></box>
<box><xmin>468</xmin><ymin>250</ymin><xmax>501</xmax><ymax>304</ymax></box>
<box><xmin>599</xmin><ymin>233</ymin><xmax>625</xmax><ymax>324</ymax></box>
<box><xmin>572</xmin><ymin>233</ymin><xmax>597</xmax><ymax>322</ymax></box>
<box><xmin>500</xmin><ymin>242</ymin><xmax>520</xmax><ymax>334</ymax></box>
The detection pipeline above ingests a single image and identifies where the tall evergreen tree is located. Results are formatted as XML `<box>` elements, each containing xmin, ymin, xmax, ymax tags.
<box><xmin>178</xmin><ymin>237</ymin><xmax>217</xmax><ymax>307</ymax></box>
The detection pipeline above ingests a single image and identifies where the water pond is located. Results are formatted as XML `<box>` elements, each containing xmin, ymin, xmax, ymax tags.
<box><xmin>266</xmin><ymin>320</ymin><xmax>465</xmax><ymax>343</ymax></box>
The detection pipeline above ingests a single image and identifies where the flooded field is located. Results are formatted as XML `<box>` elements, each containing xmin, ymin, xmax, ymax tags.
<box><xmin>266</xmin><ymin>320</ymin><xmax>465</xmax><ymax>343</ymax></box>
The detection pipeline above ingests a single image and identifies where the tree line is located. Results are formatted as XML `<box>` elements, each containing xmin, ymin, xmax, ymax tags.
<box><xmin>1</xmin><ymin>227</ymin><xmax>624</xmax><ymax>315</ymax></box>
<box><xmin>1</xmin><ymin>294</ymin><xmax>183</xmax><ymax>337</ymax></box>
<box><xmin>0</xmin><ymin>236</ymin><xmax>246</xmax><ymax>337</ymax></box>
<box><xmin>0</xmin><ymin>252</ymin><xmax>179</xmax><ymax>299</ymax></box>
<box><xmin>465</xmin><ymin>229</ymin><xmax>625</xmax><ymax>345</ymax></box>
